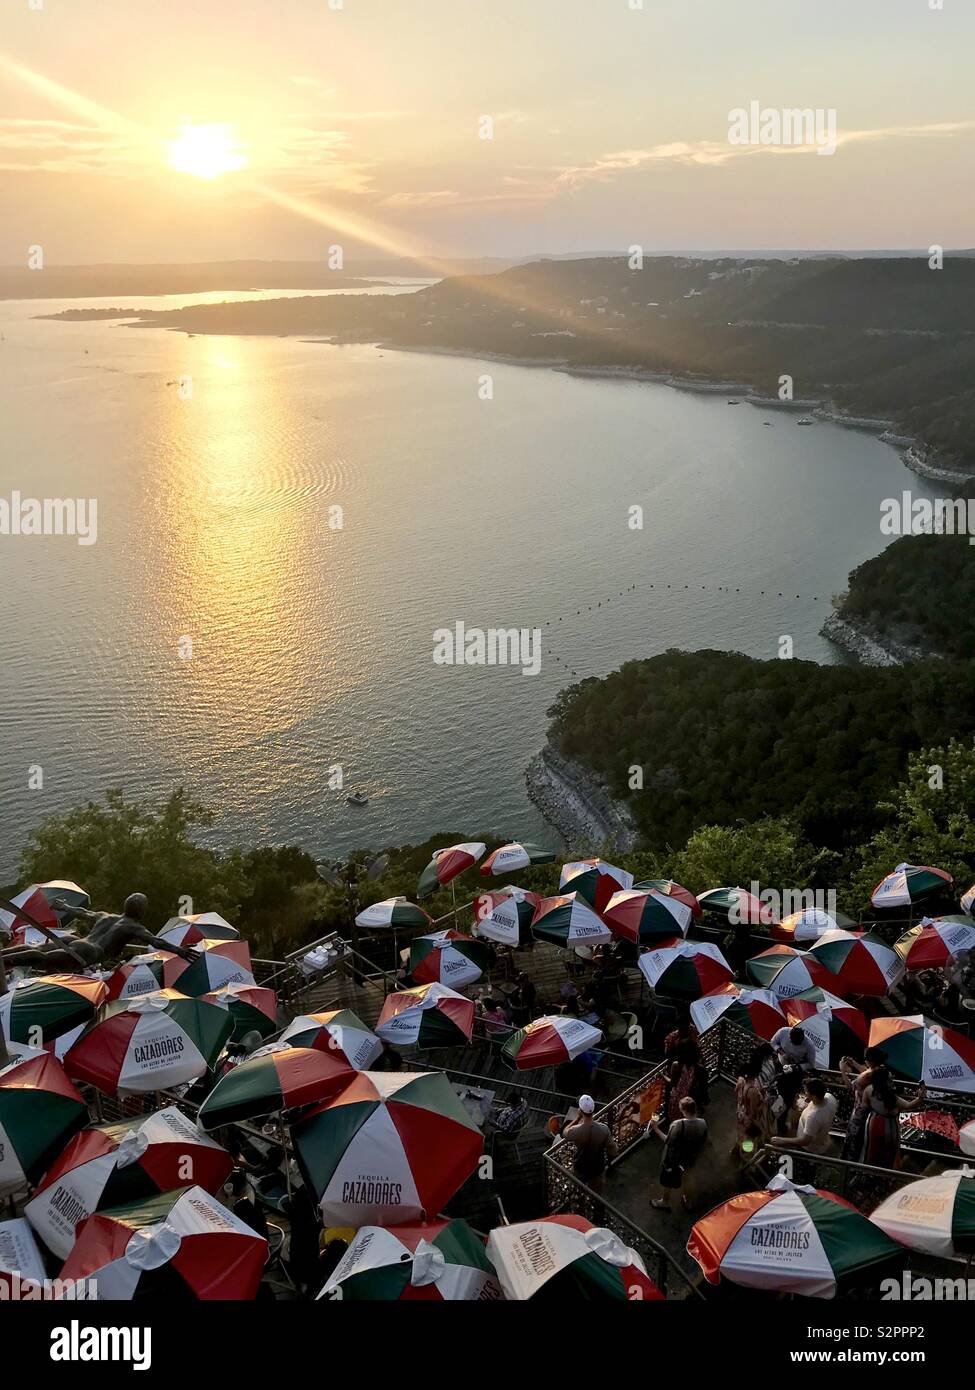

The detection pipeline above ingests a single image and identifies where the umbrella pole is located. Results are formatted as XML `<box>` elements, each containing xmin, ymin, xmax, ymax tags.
<box><xmin>0</xmin><ymin>955</ymin><xmax>8</xmax><ymax>1066</ymax></box>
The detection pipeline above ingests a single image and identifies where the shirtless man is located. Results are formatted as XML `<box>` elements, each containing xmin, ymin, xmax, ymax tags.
<box><xmin>1</xmin><ymin>893</ymin><xmax>197</xmax><ymax>971</ymax></box>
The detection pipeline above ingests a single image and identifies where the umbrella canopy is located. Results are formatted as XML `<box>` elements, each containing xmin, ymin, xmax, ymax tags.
<box><xmin>868</xmin><ymin>1015</ymin><xmax>975</xmax><ymax>1093</ymax></box>
<box><xmin>531</xmin><ymin>893</ymin><xmax>612</xmax><ymax>950</ymax></box>
<box><xmin>745</xmin><ymin>945</ymin><xmax>826</xmax><ymax>999</ymax></box>
<box><xmin>871</xmin><ymin>862</ymin><xmax>953</xmax><ymax>909</ymax></box>
<box><xmin>65</xmin><ymin>990</ymin><xmax>234</xmax><ymax>1096</ymax></box>
<box><xmin>25</xmin><ymin>1107</ymin><xmax>232</xmax><ymax>1260</ymax></box>
<box><xmin>961</xmin><ymin>1119</ymin><xmax>975</xmax><ymax>1157</ymax></box>
<box><xmin>292</xmin><ymin>1070</ymin><xmax>483</xmax><ymax>1225</ymax></box>
<box><xmin>502</xmin><ymin>1014</ymin><xmax>602</xmax><ymax>1070</ymax></box>
<box><xmin>634</xmin><ymin>879</ymin><xmax>702</xmax><ymax>918</ymax></box>
<box><xmin>487</xmin><ymin>1215</ymin><xmax>663</xmax><ymax>1301</ymax></box>
<box><xmin>688</xmin><ymin>1175</ymin><xmax>902</xmax><ymax>1298</ymax></box>
<box><xmin>278</xmin><ymin>1010</ymin><xmax>382</xmax><ymax>1069</ymax></box>
<box><xmin>480</xmin><ymin>842</ymin><xmax>555</xmax><ymax>876</ymax></box>
<box><xmin>201</xmin><ymin>982</ymin><xmax>278</xmax><ymax>1042</ymax></box>
<box><xmin>0</xmin><ymin>974</ymin><xmax>108</xmax><ymax>1060</ymax></box>
<box><xmin>962</xmin><ymin>884</ymin><xmax>975</xmax><ymax>916</ymax></box>
<box><xmin>376</xmin><ymin>982</ymin><xmax>475</xmax><ymax>1049</ymax></box>
<box><xmin>772</xmin><ymin>907</ymin><xmax>856</xmax><ymax>944</ymax></box>
<box><xmin>417</xmin><ymin>843</ymin><xmax>486</xmax><ymax>898</ymax></box>
<box><xmin>318</xmin><ymin>1218</ymin><xmax>502</xmax><ymax>1301</ymax></box>
<box><xmin>782</xmin><ymin>988</ymin><xmax>869</xmax><ymax>1069</ymax></box>
<box><xmin>198</xmin><ymin>1043</ymin><xmax>356</xmax><ymax>1130</ymax></box>
<box><xmin>172</xmin><ymin>938</ymin><xmax>255</xmax><ymax>997</ymax></box>
<box><xmin>354</xmin><ymin>897</ymin><xmax>433</xmax><ymax>932</ymax></box>
<box><xmin>0</xmin><ymin>881</ymin><xmax>89</xmax><ymax>943</ymax></box>
<box><xmin>0</xmin><ymin>1053</ymin><xmax>88</xmax><ymax>1197</ymax></box>
<box><xmin>106</xmin><ymin>951</ymin><xmax>188</xmax><ymax>1001</ymax></box>
<box><xmin>698</xmin><ymin>886</ymin><xmax>777</xmax><ymax>927</ymax></box>
<box><xmin>408</xmin><ymin>929</ymin><xmax>492</xmax><ymax>988</ymax></box>
<box><xmin>60</xmin><ymin>1186</ymin><xmax>267</xmax><ymax>1299</ymax></box>
<box><xmin>638</xmin><ymin>939</ymin><xmax>733</xmax><ymax>1000</ymax></box>
<box><xmin>895</xmin><ymin>915</ymin><xmax>975</xmax><ymax>969</ymax></box>
<box><xmin>472</xmin><ymin>886</ymin><xmax>539</xmax><ymax>947</ymax></box>
<box><xmin>690</xmin><ymin>984</ymin><xmax>785</xmax><ymax>1041</ymax></box>
<box><xmin>159</xmin><ymin>912</ymin><xmax>239</xmax><ymax>946</ymax></box>
<box><xmin>0</xmin><ymin>1218</ymin><xmax>47</xmax><ymax>1296</ymax></box>
<box><xmin>558</xmin><ymin>860</ymin><xmax>633</xmax><ymax>915</ymax></box>
<box><xmin>870</xmin><ymin>1170</ymin><xmax>975</xmax><ymax>1258</ymax></box>
<box><xmin>603</xmin><ymin>889</ymin><xmax>692</xmax><ymax>945</ymax></box>
<box><xmin>806</xmin><ymin>929</ymin><xmax>905</xmax><ymax>996</ymax></box>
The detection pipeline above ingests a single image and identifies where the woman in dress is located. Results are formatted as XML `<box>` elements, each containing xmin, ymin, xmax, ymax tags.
<box><xmin>732</xmin><ymin>1057</ymin><xmax>769</xmax><ymax>1158</ymax></box>
<box><xmin>859</xmin><ymin>1065</ymin><xmax>926</xmax><ymax>1168</ymax></box>
<box><xmin>839</xmin><ymin>1046</ymin><xmax>887</xmax><ymax>1160</ymax></box>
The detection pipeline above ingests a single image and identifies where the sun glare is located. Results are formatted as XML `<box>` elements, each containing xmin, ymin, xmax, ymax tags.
<box><xmin>167</xmin><ymin>122</ymin><xmax>247</xmax><ymax>179</ymax></box>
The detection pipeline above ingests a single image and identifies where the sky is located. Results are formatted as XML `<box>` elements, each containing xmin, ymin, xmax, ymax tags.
<box><xmin>0</xmin><ymin>0</ymin><xmax>972</xmax><ymax>264</ymax></box>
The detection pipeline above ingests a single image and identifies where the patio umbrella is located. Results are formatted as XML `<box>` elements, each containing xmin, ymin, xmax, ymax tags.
<box><xmin>480</xmin><ymin>842</ymin><xmax>555</xmax><ymax>876</ymax></box>
<box><xmin>60</xmin><ymin>1186</ymin><xmax>267</xmax><ymax>1299</ymax></box>
<box><xmin>690</xmin><ymin>984</ymin><xmax>785</xmax><ymax>1040</ymax></box>
<box><xmin>0</xmin><ymin>1218</ymin><xmax>47</xmax><ymax>1296</ymax></box>
<box><xmin>772</xmin><ymin>907</ymin><xmax>856</xmax><ymax>944</ymax></box>
<box><xmin>0</xmin><ymin>1053</ymin><xmax>88</xmax><ymax>1197</ymax></box>
<box><xmin>408</xmin><ymin>929</ymin><xmax>492</xmax><ymax>988</ymax></box>
<box><xmin>25</xmin><ymin>1107</ymin><xmax>232</xmax><ymax>1260</ymax></box>
<box><xmin>530</xmin><ymin>893</ymin><xmax>612</xmax><ymax>950</ymax></box>
<box><xmin>806</xmin><ymin>929</ymin><xmax>905</xmax><ymax>996</ymax></box>
<box><xmin>559</xmin><ymin>860</ymin><xmax>633</xmax><ymax>915</ymax></box>
<box><xmin>782</xmin><ymin>988</ymin><xmax>868</xmax><ymax>1069</ymax></box>
<box><xmin>472</xmin><ymin>886</ymin><xmax>539</xmax><ymax>947</ymax></box>
<box><xmin>638</xmin><ymin>939</ymin><xmax>733</xmax><ymax>1000</ymax></box>
<box><xmin>868</xmin><ymin>1015</ymin><xmax>975</xmax><ymax>1093</ymax></box>
<box><xmin>417</xmin><ymin>843</ymin><xmax>486</xmax><ymax>899</ymax></box>
<box><xmin>603</xmin><ymin>888</ymin><xmax>692</xmax><ymax>944</ymax></box>
<box><xmin>487</xmin><ymin>1215</ymin><xmax>663</xmax><ymax>1301</ymax></box>
<box><xmin>962</xmin><ymin>884</ymin><xmax>975</xmax><ymax>917</ymax></box>
<box><xmin>746</xmin><ymin>945</ymin><xmax>826</xmax><ymax>999</ymax></box>
<box><xmin>895</xmin><ymin>915</ymin><xmax>975</xmax><ymax>969</ymax></box>
<box><xmin>502</xmin><ymin>1014</ymin><xmax>602</xmax><ymax>1070</ymax></box>
<box><xmin>376</xmin><ymin>982</ymin><xmax>475</xmax><ymax>1049</ymax></box>
<box><xmin>0</xmin><ymin>881</ymin><xmax>89</xmax><ymax>942</ymax></box>
<box><xmin>106</xmin><ymin>951</ymin><xmax>188</xmax><ymax>1000</ymax></box>
<box><xmin>871</xmin><ymin>862</ymin><xmax>953</xmax><ymax>910</ymax></box>
<box><xmin>870</xmin><ymin>1170</ymin><xmax>975</xmax><ymax>1258</ymax></box>
<box><xmin>65</xmin><ymin>990</ymin><xmax>234</xmax><ymax>1096</ymax></box>
<box><xmin>354</xmin><ymin>897</ymin><xmax>433</xmax><ymax>932</ymax></box>
<box><xmin>688</xmin><ymin>1175</ymin><xmax>902</xmax><ymax>1298</ymax></box>
<box><xmin>698</xmin><ymin>886</ymin><xmax>777</xmax><ymax>927</ymax></box>
<box><xmin>317</xmin><ymin>1219</ymin><xmax>502</xmax><ymax>1301</ymax></box>
<box><xmin>159</xmin><ymin>912</ymin><xmax>239</xmax><ymax>946</ymax></box>
<box><xmin>278</xmin><ymin>1009</ymin><xmax>382</xmax><ymax>1069</ymax></box>
<box><xmin>0</xmin><ymin>974</ymin><xmax>108</xmax><ymax>1060</ymax></box>
<box><xmin>201</xmin><ymin>982</ymin><xmax>278</xmax><ymax>1042</ymax></box>
<box><xmin>634</xmin><ymin>879</ymin><xmax>702</xmax><ymax>918</ymax></box>
<box><xmin>291</xmin><ymin>1070</ymin><xmax>483</xmax><ymax>1225</ymax></box>
<box><xmin>961</xmin><ymin>1119</ymin><xmax>975</xmax><ymax>1157</ymax></box>
<box><xmin>198</xmin><ymin>1043</ymin><xmax>355</xmax><ymax>1130</ymax></box>
<box><xmin>171</xmin><ymin>938</ymin><xmax>254</xmax><ymax>997</ymax></box>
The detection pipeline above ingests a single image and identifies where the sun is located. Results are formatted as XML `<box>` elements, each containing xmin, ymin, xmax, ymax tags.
<box><xmin>167</xmin><ymin>122</ymin><xmax>247</xmax><ymax>179</ymax></box>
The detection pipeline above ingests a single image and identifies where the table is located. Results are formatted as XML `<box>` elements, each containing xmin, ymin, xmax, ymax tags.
<box><xmin>452</xmin><ymin>1083</ymin><xmax>495</xmax><ymax>1127</ymax></box>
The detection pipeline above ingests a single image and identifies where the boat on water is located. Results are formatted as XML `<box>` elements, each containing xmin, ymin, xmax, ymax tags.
<box><xmin>346</xmin><ymin>791</ymin><xmax>368</xmax><ymax>807</ymax></box>
<box><xmin>727</xmin><ymin>399</ymin><xmax>740</xmax><ymax>405</ymax></box>
<box><xmin>797</xmin><ymin>417</ymin><xmax>814</xmax><ymax>425</ymax></box>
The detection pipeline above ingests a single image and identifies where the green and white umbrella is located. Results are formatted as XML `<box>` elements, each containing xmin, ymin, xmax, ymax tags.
<box><xmin>376</xmin><ymin>982</ymin><xmax>475</xmax><ymax>1048</ymax></box>
<box><xmin>159</xmin><ymin>912</ymin><xmax>239</xmax><ymax>946</ymax></box>
<box><xmin>172</xmin><ymin>938</ymin><xmax>255</xmax><ymax>997</ymax></box>
<box><xmin>603</xmin><ymin>889</ymin><xmax>692</xmax><ymax>945</ymax></box>
<box><xmin>201</xmin><ymin>982</ymin><xmax>278</xmax><ymax>1042</ymax></box>
<box><xmin>487</xmin><ymin>1215</ymin><xmax>663</xmax><ymax>1301</ymax></box>
<box><xmin>0</xmin><ymin>1218</ymin><xmax>47</xmax><ymax>1296</ymax></box>
<box><xmin>318</xmin><ymin>1219</ymin><xmax>502</xmax><ymax>1301</ymax></box>
<box><xmin>745</xmin><ymin>944</ymin><xmax>826</xmax><ymax>998</ymax></box>
<box><xmin>278</xmin><ymin>1009</ymin><xmax>382</xmax><ymax>1069</ymax></box>
<box><xmin>472</xmin><ymin>886</ymin><xmax>539</xmax><ymax>947</ymax></box>
<box><xmin>559</xmin><ymin>860</ymin><xmax>633</xmax><ymax>915</ymax></box>
<box><xmin>408</xmin><ymin>929</ymin><xmax>492</xmax><ymax>988</ymax></box>
<box><xmin>480</xmin><ymin>843</ymin><xmax>555</xmax><ymax>876</ymax></box>
<box><xmin>870</xmin><ymin>1170</ymin><xmax>975</xmax><ymax>1258</ymax></box>
<box><xmin>0</xmin><ymin>974</ymin><xmax>109</xmax><ymax>1060</ymax></box>
<box><xmin>638</xmin><ymin>939</ymin><xmax>734</xmax><ymax>1000</ymax></box>
<box><xmin>355</xmin><ymin>897</ymin><xmax>433</xmax><ymax>932</ymax></box>
<box><xmin>531</xmin><ymin>893</ymin><xmax>612</xmax><ymax>950</ymax></box>
<box><xmin>0</xmin><ymin>1053</ymin><xmax>88</xmax><ymax>1197</ymax></box>
<box><xmin>871</xmin><ymin>862</ymin><xmax>953</xmax><ymax>910</ymax></box>
<box><xmin>417</xmin><ymin>843</ymin><xmax>486</xmax><ymax>899</ymax></box>
<box><xmin>868</xmin><ymin>1014</ymin><xmax>975</xmax><ymax>1092</ymax></box>
<box><xmin>198</xmin><ymin>1042</ymin><xmax>356</xmax><ymax>1129</ymax></box>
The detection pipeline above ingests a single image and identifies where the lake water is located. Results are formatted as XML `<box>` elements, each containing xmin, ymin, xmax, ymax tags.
<box><xmin>0</xmin><ymin>286</ymin><xmax>938</xmax><ymax>877</ymax></box>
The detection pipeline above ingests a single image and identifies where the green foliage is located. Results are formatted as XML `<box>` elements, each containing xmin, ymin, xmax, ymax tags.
<box><xmin>668</xmin><ymin>819</ymin><xmax>838</xmax><ymax>897</ymax></box>
<box><xmin>843</xmin><ymin>533</ymin><xmax>975</xmax><ymax>659</ymax></box>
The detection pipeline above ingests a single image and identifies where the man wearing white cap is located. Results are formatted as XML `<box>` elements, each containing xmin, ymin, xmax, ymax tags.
<box><xmin>563</xmin><ymin>1094</ymin><xmax>618</xmax><ymax>1194</ymax></box>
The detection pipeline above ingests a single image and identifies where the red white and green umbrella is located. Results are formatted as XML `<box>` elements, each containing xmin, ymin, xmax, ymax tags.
<box><xmin>530</xmin><ymin>893</ymin><xmax>612</xmax><ymax>950</ymax></box>
<box><xmin>782</xmin><ymin>988</ymin><xmax>869</xmax><ymax>1069</ymax></box>
<box><xmin>871</xmin><ymin>862</ymin><xmax>953</xmax><ymax>910</ymax></box>
<box><xmin>688</xmin><ymin>1175</ymin><xmax>902</xmax><ymax>1298</ymax></box>
<box><xmin>198</xmin><ymin>1042</ymin><xmax>356</xmax><ymax>1129</ymax></box>
<box><xmin>487</xmin><ymin>1215</ymin><xmax>663</xmax><ymax>1302</ymax></box>
<box><xmin>417</xmin><ymin>843</ymin><xmax>486</xmax><ymax>898</ymax></box>
<box><xmin>60</xmin><ymin>1185</ymin><xmax>267</xmax><ymax>1300</ymax></box>
<box><xmin>292</xmin><ymin>1070</ymin><xmax>483</xmax><ymax>1225</ymax></box>
<box><xmin>559</xmin><ymin>860</ymin><xmax>633</xmax><ymax>915</ymax></box>
<box><xmin>355</xmin><ymin>897</ymin><xmax>433</xmax><ymax>932</ymax></box>
<box><xmin>159</xmin><ymin>912</ymin><xmax>239</xmax><ymax>946</ymax></box>
<box><xmin>172</xmin><ymin>938</ymin><xmax>255</xmax><ymax>997</ymax></box>
<box><xmin>408</xmin><ymin>929</ymin><xmax>493</xmax><ymax>988</ymax></box>
<box><xmin>480</xmin><ymin>842</ymin><xmax>555</xmax><ymax>876</ymax></box>
<box><xmin>895</xmin><ymin>915</ymin><xmax>975</xmax><ymax>969</ymax></box>
<box><xmin>772</xmin><ymin>907</ymin><xmax>856</xmax><ymax>944</ymax></box>
<box><xmin>202</xmin><ymin>982</ymin><xmax>278</xmax><ymax>1042</ymax></box>
<box><xmin>806</xmin><ymin>929</ymin><xmax>905</xmax><ymax>996</ymax></box>
<box><xmin>278</xmin><ymin>1009</ymin><xmax>382</xmax><ymax>1069</ymax></box>
<box><xmin>698</xmin><ymin>886</ymin><xmax>777</xmax><ymax>926</ymax></box>
<box><xmin>690</xmin><ymin>983</ymin><xmax>785</xmax><ymax>1040</ymax></box>
<box><xmin>0</xmin><ymin>1053</ymin><xmax>88</xmax><ymax>1197</ymax></box>
<box><xmin>0</xmin><ymin>880</ymin><xmax>89</xmax><ymax>943</ymax></box>
<box><xmin>106</xmin><ymin>951</ymin><xmax>188</xmax><ymax>1001</ymax></box>
<box><xmin>65</xmin><ymin>989</ymin><xmax>234</xmax><ymax>1096</ymax></box>
<box><xmin>472</xmin><ymin>886</ymin><xmax>540</xmax><ymax>947</ymax></box>
<box><xmin>318</xmin><ymin>1218</ymin><xmax>502</xmax><ymax>1301</ymax></box>
<box><xmin>870</xmin><ymin>1170</ymin><xmax>975</xmax><ymax>1258</ymax></box>
<box><xmin>638</xmin><ymin>938</ymin><xmax>733</xmax><ymax>1000</ymax></box>
<box><xmin>0</xmin><ymin>974</ymin><xmax>108</xmax><ymax>1061</ymax></box>
<box><xmin>603</xmin><ymin>888</ymin><xmax>692</xmax><ymax>944</ymax></box>
<box><xmin>0</xmin><ymin>1218</ymin><xmax>47</xmax><ymax>1296</ymax></box>
<box><xmin>961</xmin><ymin>1119</ymin><xmax>975</xmax><ymax>1157</ymax></box>
<box><xmin>961</xmin><ymin>884</ymin><xmax>975</xmax><ymax>916</ymax></box>
<box><xmin>868</xmin><ymin>1015</ymin><xmax>975</xmax><ymax>1093</ymax></box>
<box><xmin>502</xmin><ymin>1014</ymin><xmax>602</xmax><ymax>1070</ymax></box>
<box><xmin>25</xmin><ymin>1106</ymin><xmax>233</xmax><ymax>1260</ymax></box>
<box><xmin>745</xmin><ymin>944</ymin><xmax>826</xmax><ymax>999</ymax></box>
<box><xmin>376</xmin><ymin>982</ymin><xmax>475</xmax><ymax>1049</ymax></box>
<box><xmin>634</xmin><ymin>879</ymin><xmax>702</xmax><ymax>918</ymax></box>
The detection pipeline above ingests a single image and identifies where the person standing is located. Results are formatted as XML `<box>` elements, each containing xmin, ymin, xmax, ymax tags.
<box><xmin>563</xmin><ymin>1094</ymin><xmax>618</xmax><ymax>1194</ymax></box>
<box><xmin>649</xmin><ymin>1096</ymin><xmax>708</xmax><ymax>1212</ymax></box>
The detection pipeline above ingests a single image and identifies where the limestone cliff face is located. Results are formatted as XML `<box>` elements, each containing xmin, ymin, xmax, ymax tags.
<box><xmin>525</xmin><ymin>745</ymin><xmax>637</xmax><ymax>854</ymax></box>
